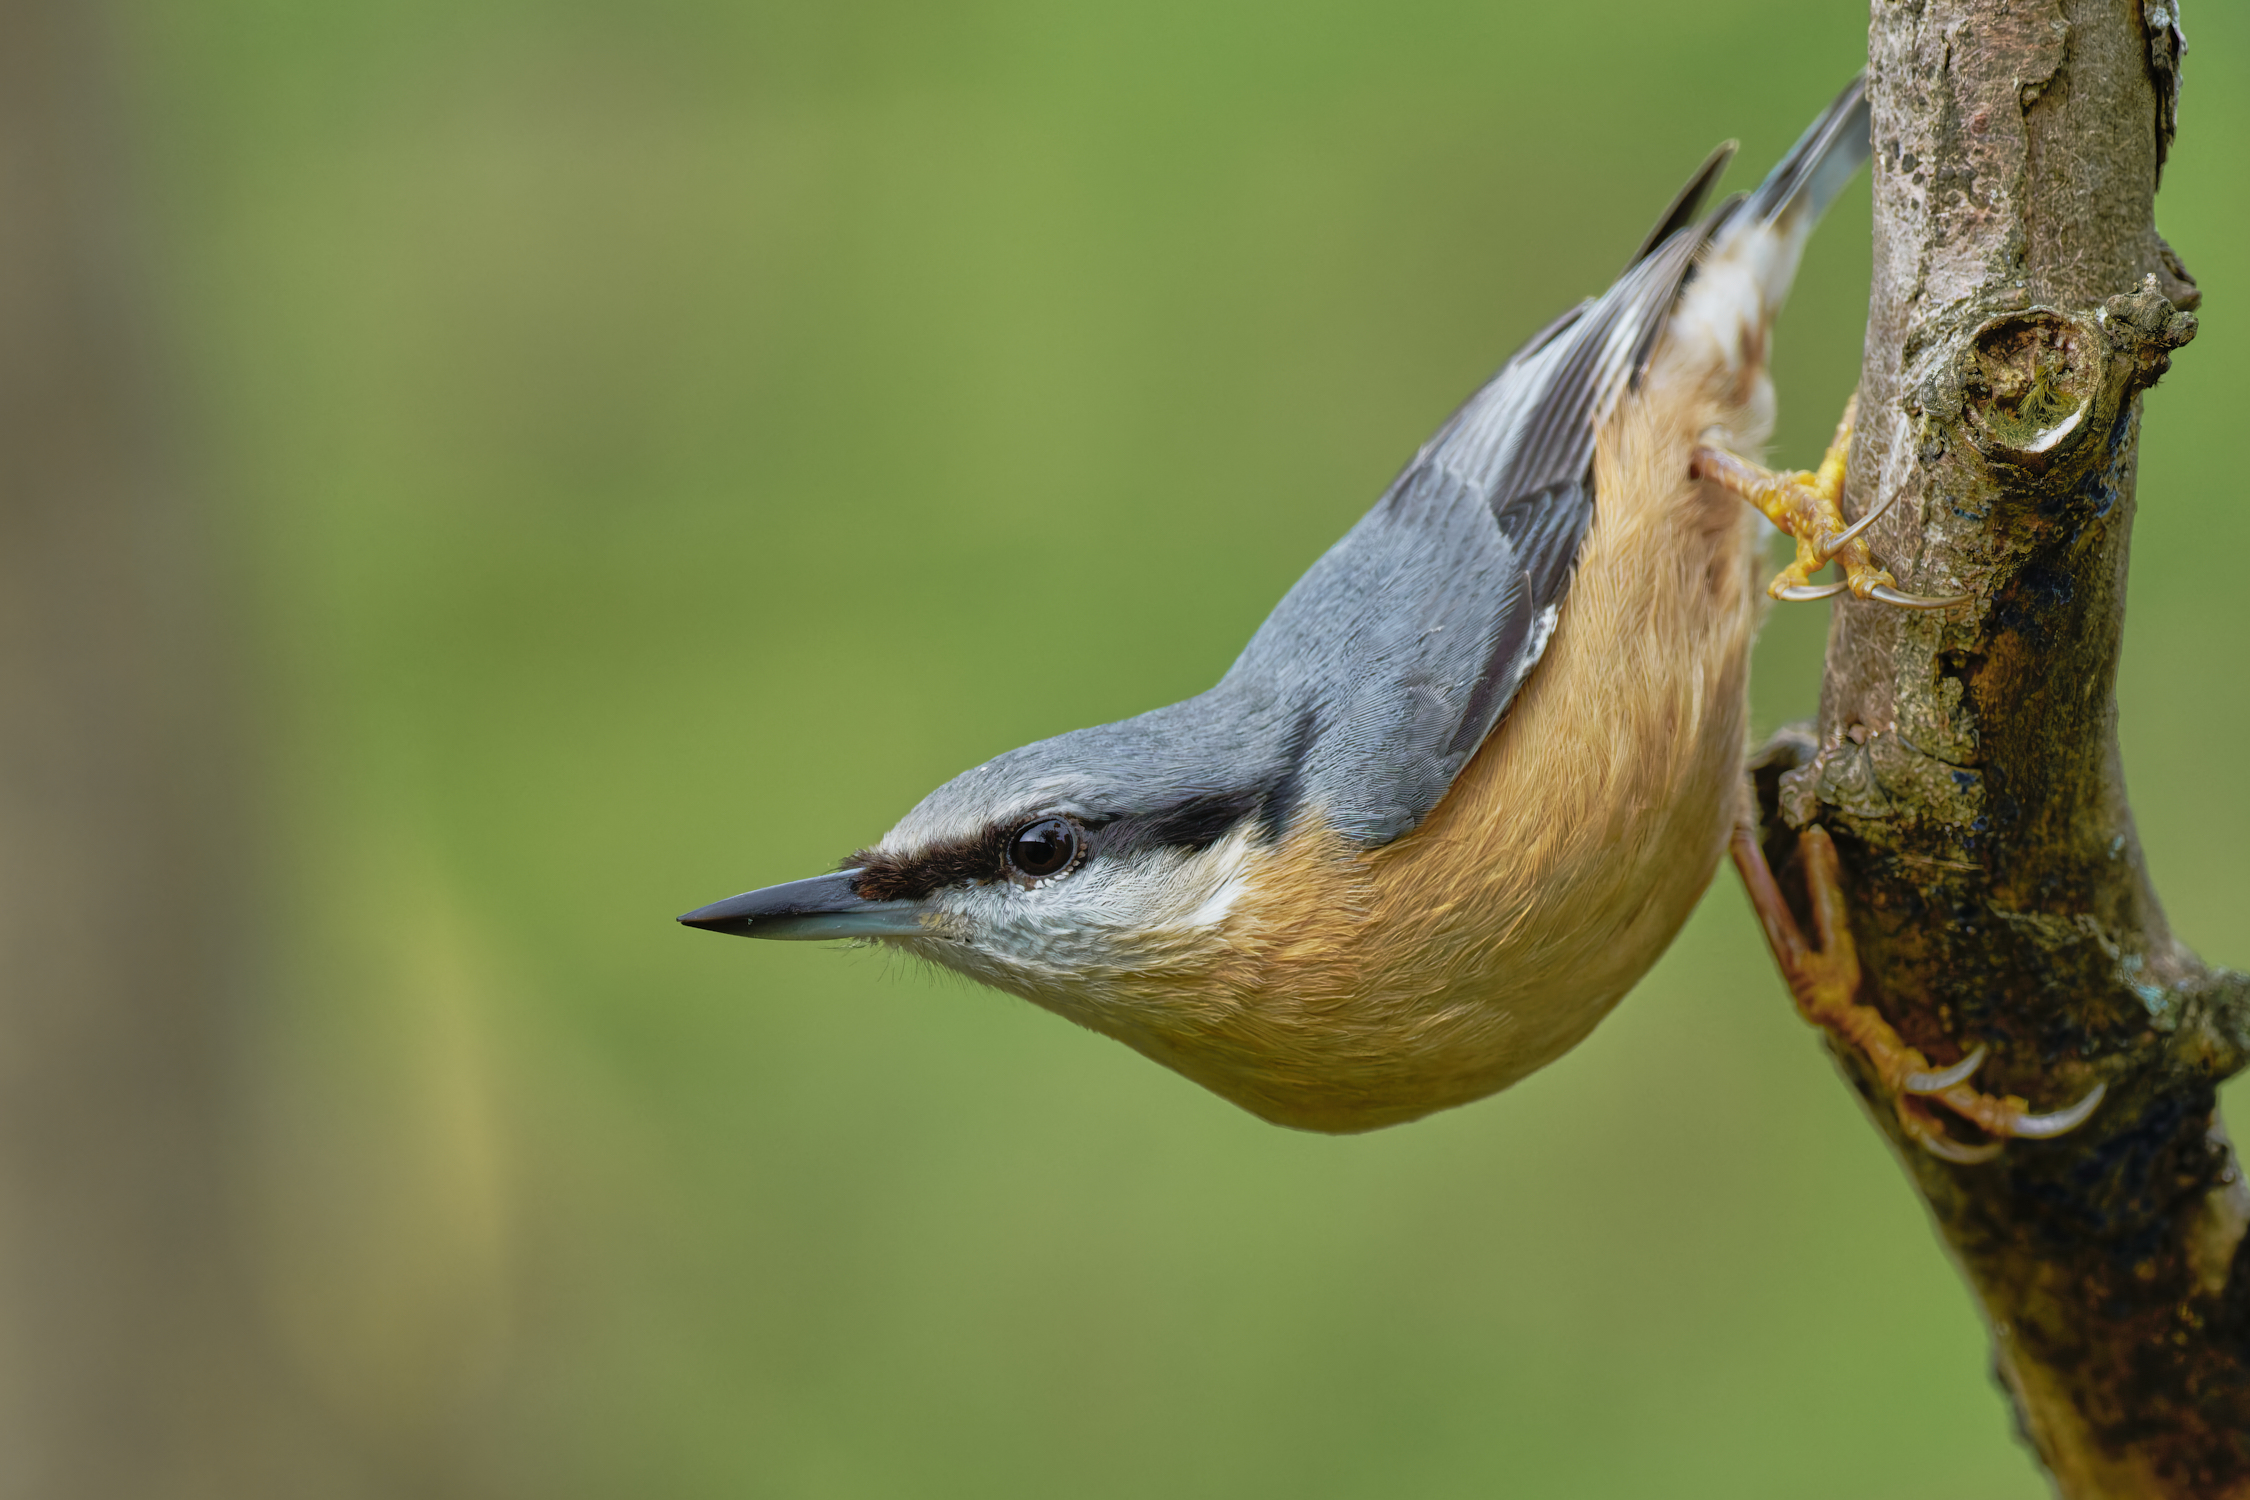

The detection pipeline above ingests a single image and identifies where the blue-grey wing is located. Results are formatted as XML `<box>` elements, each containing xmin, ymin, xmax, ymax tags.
<box><xmin>876</xmin><ymin>87</ymin><xmax>1871</xmax><ymax>866</ymax></box>
<box><xmin>1217</xmin><ymin>228</ymin><xmax>1708</xmax><ymax>845</ymax></box>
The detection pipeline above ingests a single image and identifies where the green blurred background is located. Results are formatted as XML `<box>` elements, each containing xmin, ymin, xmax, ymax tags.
<box><xmin>122</xmin><ymin>0</ymin><xmax>2248</xmax><ymax>1494</ymax></box>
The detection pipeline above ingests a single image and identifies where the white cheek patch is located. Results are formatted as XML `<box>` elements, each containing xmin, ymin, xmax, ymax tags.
<box><xmin>1186</xmin><ymin>872</ymin><xmax>1248</xmax><ymax>930</ymax></box>
<box><xmin>1171</xmin><ymin>836</ymin><xmax>1256</xmax><ymax>932</ymax></box>
<box><xmin>919</xmin><ymin>825</ymin><xmax>1264</xmax><ymax>982</ymax></box>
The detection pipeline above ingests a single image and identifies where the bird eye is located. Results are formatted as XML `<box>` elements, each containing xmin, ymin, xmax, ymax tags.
<box><xmin>1006</xmin><ymin>817</ymin><xmax>1080</xmax><ymax>881</ymax></box>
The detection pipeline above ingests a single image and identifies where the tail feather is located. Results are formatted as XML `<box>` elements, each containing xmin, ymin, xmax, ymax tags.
<box><xmin>1626</xmin><ymin>75</ymin><xmax>1868</xmax><ymax>333</ymax></box>
<box><xmin>1640</xmin><ymin>75</ymin><xmax>1872</xmax><ymax>448</ymax></box>
<box><xmin>1685</xmin><ymin>73</ymin><xmax>1870</xmax><ymax>328</ymax></box>
<box><xmin>1732</xmin><ymin>73</ymin><xmax>1870</xmax><ymax>236</ymax></box>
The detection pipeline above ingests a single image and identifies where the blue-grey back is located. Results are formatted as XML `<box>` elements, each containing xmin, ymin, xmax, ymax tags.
<box><xmin>886</xmin><ymin>230</ymin><xmax>1705</xmax><ymax>854</ymax></box>
<box><xmin>879</xmin><ymin>76</ymin><xmax>1870</xmax><ymax>860</ymax></box>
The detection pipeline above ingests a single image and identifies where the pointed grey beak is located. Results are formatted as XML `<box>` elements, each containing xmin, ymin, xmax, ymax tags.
<box><xmin>676</xmin><ymin>869</ymin><xmax>925</xmax><ymax>941</ymax></box>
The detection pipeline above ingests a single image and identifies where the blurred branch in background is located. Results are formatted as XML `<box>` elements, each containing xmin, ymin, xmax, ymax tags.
<box><xmin>1750</xmin><ymin>1</ymin><xmax>2250</xmax><ymax>1492</ymax></box>
<box><xmin>0</xmin><ymin>0</ymin><xmax>349</xmax><ymax>1492</ymax></box>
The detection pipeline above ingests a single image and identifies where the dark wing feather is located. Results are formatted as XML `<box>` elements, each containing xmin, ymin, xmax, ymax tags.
<box><xmin>1493</xmin><ymin>479</ymin><xmax>1590</xmax><ymax>623</ymax></box>
<box><xmin>1628</xmin><ymin>142</ymin><xmax>1735</xmax><ymax>268</ymax></box>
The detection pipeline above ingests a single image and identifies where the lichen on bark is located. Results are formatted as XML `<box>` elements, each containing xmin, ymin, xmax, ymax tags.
<box><xmin>1745</xmin><ymin>1</ymin><xmax>2250</xmax><ymax>1493</ymax></box>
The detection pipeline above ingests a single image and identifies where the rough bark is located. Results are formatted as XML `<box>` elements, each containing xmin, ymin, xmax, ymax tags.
<box><xmin>0</xmin><ymin>1</ymin><xmax>351</xmax><ymax>1493</ymax></box>
<box><xmin>1748</xmin><ymin>1</ymin><xmax>2250</xmax><ymax>1493</ymax></box>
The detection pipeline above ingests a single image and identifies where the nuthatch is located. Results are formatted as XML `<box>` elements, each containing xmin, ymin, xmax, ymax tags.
<box><xmin>681</xmin><ymin>77</ymin><xmax>2101</xmax><ymax>1145</ymax></box>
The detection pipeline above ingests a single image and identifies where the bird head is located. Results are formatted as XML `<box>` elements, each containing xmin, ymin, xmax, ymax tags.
<box><xmin>679</xmin><ymin>695</ymin><xmax>1359</xmax><ymax>1118</ymax></box>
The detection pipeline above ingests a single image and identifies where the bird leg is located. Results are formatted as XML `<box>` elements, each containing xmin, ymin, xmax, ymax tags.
<box><xmin>1692</xmin><ymin>394</ymin><xmax>1966</xmax><ymax>610</ymax></box>
<box><xmin>1730</xmin><ymin>813</ymin><xmax>2106</xmax><ymax>1163</ymax></box>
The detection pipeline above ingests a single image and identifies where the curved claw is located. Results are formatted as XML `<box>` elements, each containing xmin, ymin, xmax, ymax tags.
<box><xmin>2005</xmin><ymin>1080</ymin><xmax>2108</xmax><ymax>1139</ymax></box>
<box><xmin>1867</xmin><ymin>583</ymin><xmax>1971</xmax><ymax>610</ymax></box>
<box><xmin>1897</xmin><ymin>1095</ymin><xmax>2005</xmax><ymax>1164</ymax></box>
<box><xmin>1913</xmin><ymin>1128</ymin><xmax>2007</xmax><ymax>1165</ymax></box>
<box><xmin>1817</xmin><ymin>488</ymin><xmax>1898</xmax><ymax>562</ymax></box>
<box><xmin>1774</xmin><ymin>579</ymin><xmax>1850</xmax><ymax>602</ymax></box>
<box><xmin>1902</xmin><ymin>1045</ymin><xmax>1986</xmax><ymax>1094</ymax></box>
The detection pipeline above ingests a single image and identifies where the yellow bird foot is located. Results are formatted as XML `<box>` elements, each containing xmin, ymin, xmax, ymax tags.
<box><xmin>1692</xmin><ymin>394</ymin><xmax>1967</xmax><ymax>611</ymax></box>
<box><xmin>1729</xmin><ymin>815</ymin><xmax>2105</xmax><ymax>1163</ymax></box>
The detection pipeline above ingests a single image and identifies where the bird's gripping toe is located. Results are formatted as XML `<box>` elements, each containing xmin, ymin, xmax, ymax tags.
<box><xmin>1693</xmin><ymin>396</ymin><xmax>1966</xmax><ymax>610</ymax></box>
<box><xmin>1731</xmin><ymin>814</ymin><xmax>2105</xmax><ymax>1163</ymax></box>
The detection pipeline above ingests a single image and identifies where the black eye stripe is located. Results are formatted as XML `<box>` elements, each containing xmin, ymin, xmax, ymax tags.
<box><xmin>1127</xmin><ymin>789</ymin><xmax>1263</xmax><ymax>853</ymax></box>
<box><xmin>845</xmin><ymin>827</ymin><xmax>1010</xmax><ymax>902</ymax></box>
<box><xmin>846</xmin><ymin>788</ymin><xmax>1272</xmax><ymax>902</ymax></box>
<box><xmin>846</xmin><ymin>813</ymin><xmax>1090</xmax><ymax>901</ymax></box>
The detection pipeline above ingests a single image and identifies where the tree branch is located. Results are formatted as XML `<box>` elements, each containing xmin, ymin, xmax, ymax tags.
<box><xmin>1748</xmin><ymin>1</ymin><xmax>2250</xmax><ymax>1492</ymax></box>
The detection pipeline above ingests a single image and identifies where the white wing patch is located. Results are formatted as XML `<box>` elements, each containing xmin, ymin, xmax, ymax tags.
<box><xmin>1523</xmin><ymin>602</ymin><xmax>1561</xmax><ymax>670</ymax></box>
